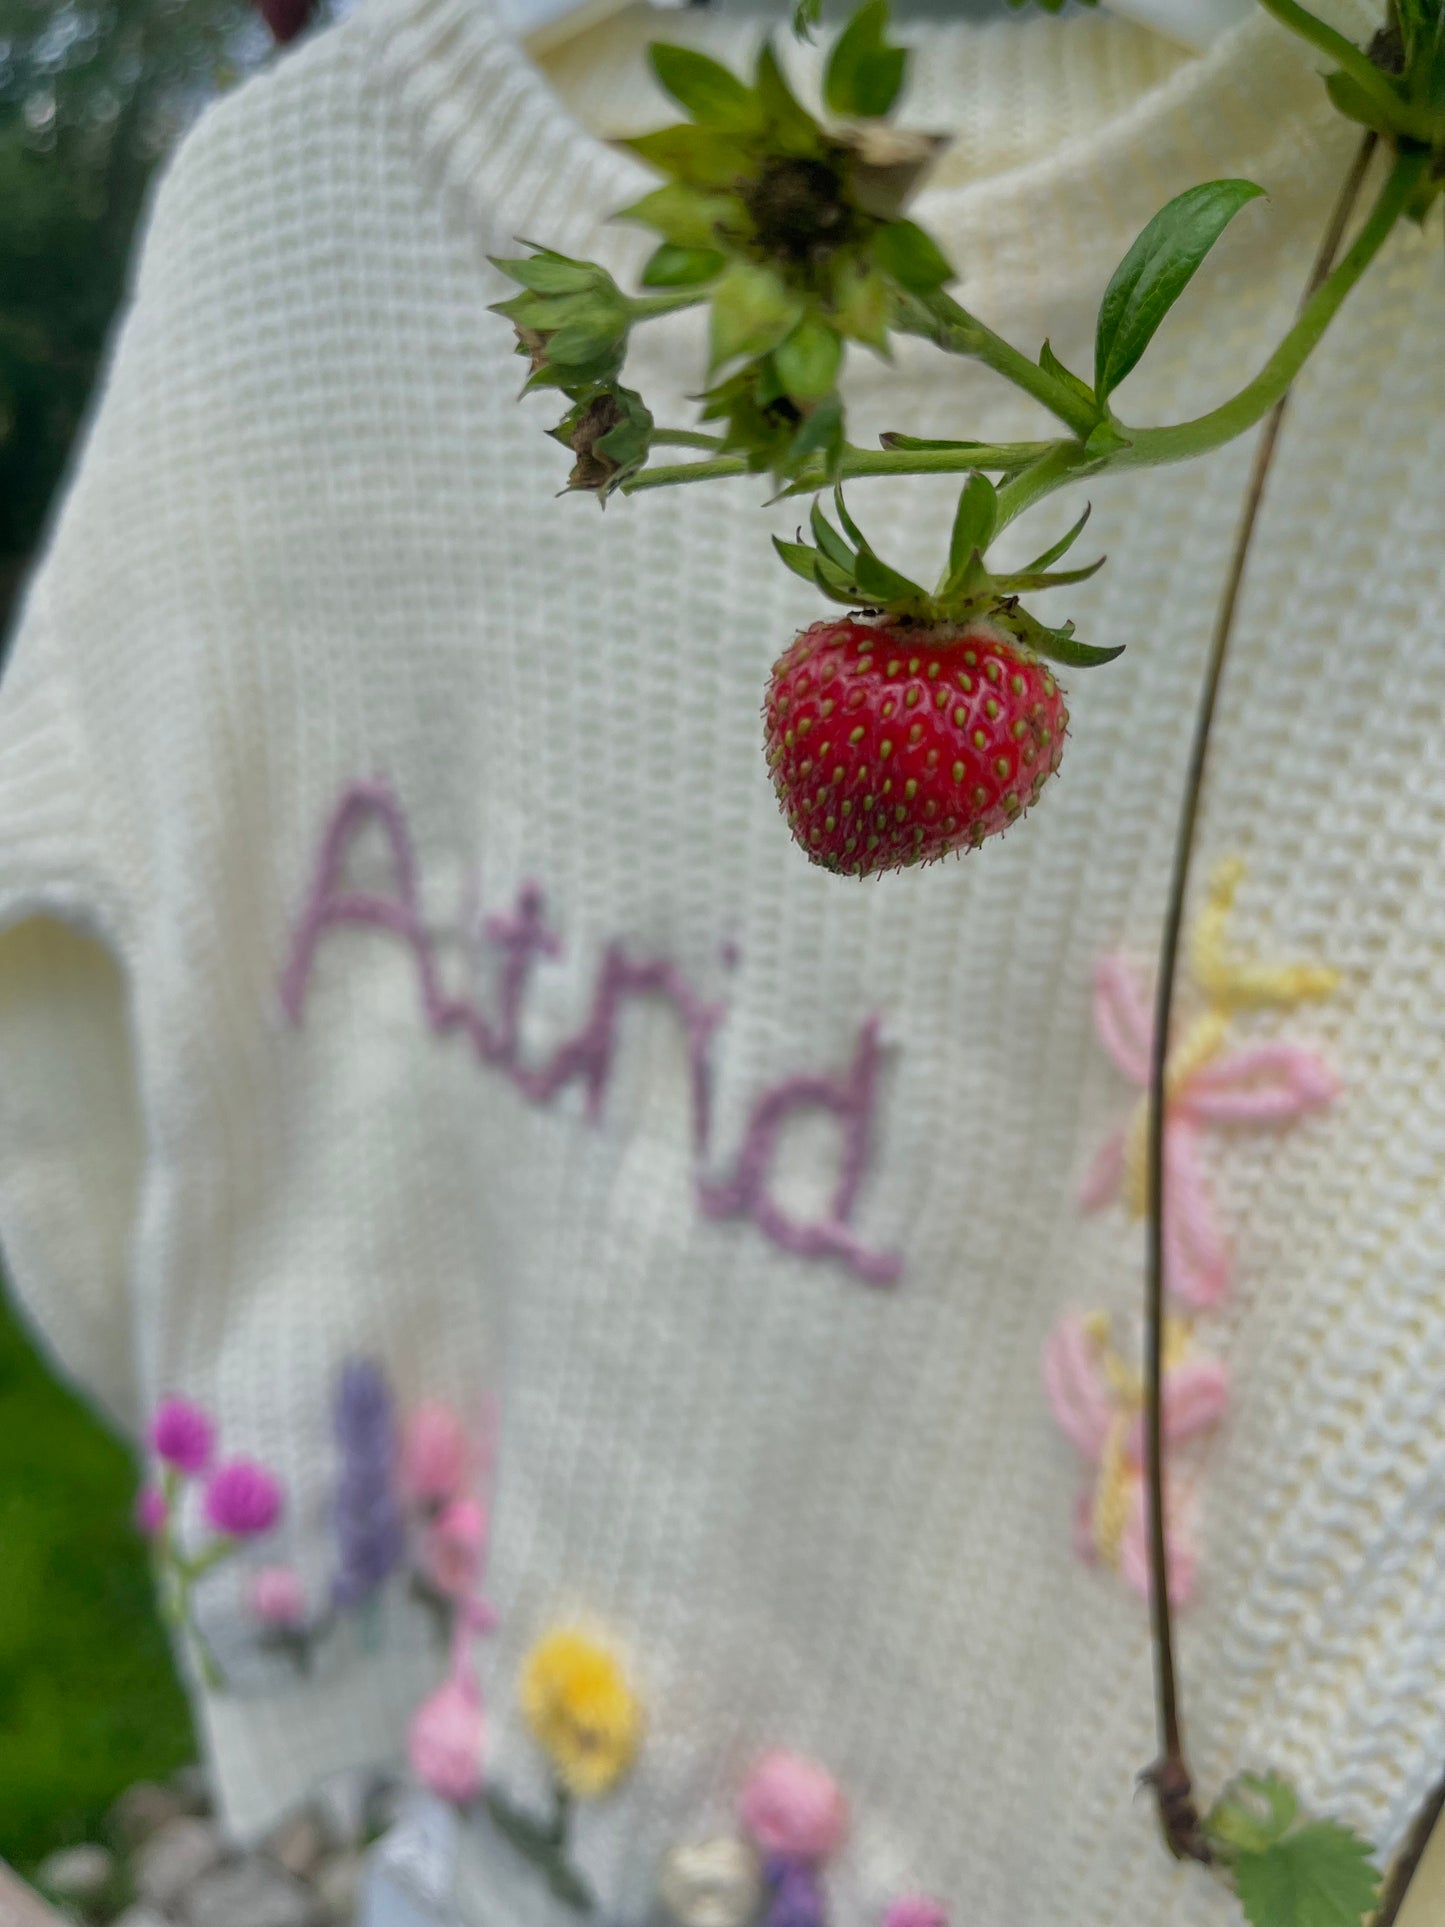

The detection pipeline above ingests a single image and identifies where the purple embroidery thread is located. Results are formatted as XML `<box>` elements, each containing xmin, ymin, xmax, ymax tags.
<box><xmin>281</xmin><ymin>780</ymin><xmax>902</xmax><ymax>1285</ymax></box>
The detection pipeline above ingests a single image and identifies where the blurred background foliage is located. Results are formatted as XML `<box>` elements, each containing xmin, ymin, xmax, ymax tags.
<box><xmin>0</xmin><ymin>0</ymin><xmax>330</xmax><ymax>629</ymax></box>
<box><xmin>0</xmin><ymin>0</ymin><xmax>327</xmax><ymax>1870</ymax></box>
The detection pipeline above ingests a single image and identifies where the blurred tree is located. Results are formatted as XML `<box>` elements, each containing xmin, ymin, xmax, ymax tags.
<box><xmin>0</xmin><ymin>0</ymin><xmax>326</xmax><ymax>629</ymax></box>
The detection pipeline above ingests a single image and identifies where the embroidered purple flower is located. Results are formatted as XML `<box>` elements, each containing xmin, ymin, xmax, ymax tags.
<box><xmin>332</xmin><ymin>1358</ymin><xmax>406</xmax><ymax>1610</ymax></box>
<box><xmin>149</xmin><ymin>1396</ymin><xmax>215</xmax><ymax>1475</ymax></box>
<box><xmin>764</xmin><ymin>1857</ymin><xmax>826</xmax><ymax>1927</ymax></box>
<box><xmin>401</xmin><ymin>1402</ymin><xmax>470</xmax><ymax>1507</ymax></box>
<box><xmin>883</xmin><ymin>1899</ymin><xmax>948</xmax><ymax>1927</ymax></box>
<box><xmin>250</xmin><ymin>1565</ymin><xmax>308</xmax><ymax>1629</ymax></box>
<box><xmin>203</xmin><ymin>1458</ymin><xmax>284</xmax><ymax>1537</ymax></box>
<box><xmin>739</xmin><ymin>1753</ymin><xmax>849</xmax><ymax>1864</ymax></box>
<box><xmin>409</xmin><ymin>1673</ymin><xmax>485</xmax><ymax>1806</ymax></box>
<box><xmin>133</xmin><ymin>1483</ymin><xmax>168</xmax><ymax>1537</ymax></box>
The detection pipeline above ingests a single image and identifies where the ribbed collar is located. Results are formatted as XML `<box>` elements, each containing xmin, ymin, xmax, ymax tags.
<box><xmin>362</xmin><ymin>0</ymin><xmax>1383</xmax><ymax>307</ymax></box>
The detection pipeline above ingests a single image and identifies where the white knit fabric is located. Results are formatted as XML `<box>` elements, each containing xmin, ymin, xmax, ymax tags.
<box><xmin>2</xmin><ymin>2</ymin><xmax>1442</xmax><ymax>1922</ymax></box>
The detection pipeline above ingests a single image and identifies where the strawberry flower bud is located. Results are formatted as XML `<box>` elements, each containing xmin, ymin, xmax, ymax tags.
<box><xmin>489</xmin><ymin>249</ymin><xmax>633</xmax><ymax>392</ymax></box>
<box><xmin>549</xmin><ymin>385</ymin><xmax>654</xmax><ymax>496</ymax></box>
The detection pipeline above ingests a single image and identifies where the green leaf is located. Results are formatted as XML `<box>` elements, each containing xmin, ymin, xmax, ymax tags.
<box><xmin>824</xmin><ymin>0</ymin><xmax>908</xmax><ymax>119</ymax></box>
<box><xmin>1021</xmin><ymin>503</ymin><xmax>1092</xmax><ymax>573</ymax></box>
<box><xmin>833</xmin><ymin>485</ymin><xmax>867</xmax><ymax>551</ymax></box>
<box><xmin>774</xmin><ymin>535</ymin><xmax>826</xmax><ymax>583</ymax></box>
<box><xmin>786</xmin><ymin>392</ymin><xmax>846</xmax><ymax>480</ymax></box>
<box><xmin>1084</xmin><ymin>419</ymin><xmax>1131</xmax><ymax>460</ymax></box>
<box><xmin>810</xmin><ymin>498</ymin><xmax>857</xmax><ymax>572</ymax></box>
<box><xmin>1233</xmin><ymin>1822</ymin><xmax>1379</xmax><ymax>1927</ymax></box>
<box><xmin>879</xmin><ymin>433</ymin><xmax>988</xmax><ymax>452</ymax></box>
<box><xmin>1207</xmin><ymin>1775</ymin><xmax>1300</xmax><ymax>1858</ymax></box>
<box><xmin>948</xmin><ymin>472</ymin><xmax>997</xmax><ymax>575</ymax></box>
<box><xmin>1094</xmin><ymin>179</ymin><xmax>1266</xmax><ymax>400</ymax></box>
<box><xmin>995</xmin><ymin>556</ymin><xmax>1105</xmax><ymax>592</ymax></box>
<box><xmin>641</xmin><ymin>242</ymin><xmax>726</xmax><ymax>288</ymax></box>
<box><xmin>621</xmin><ymin>124</ymin><xmax>756</xmax><ymax>188</ymax></box>
<box><xmin>490</xmin><ymin>248</ymin><xmax>602</xmax><ymax>295</ymax></box>
<box><xmin>615</xmin><ymin>184</ymin><xmax>741</xmax><ymax>248</ymax></box>
<box><xmin>1039</xmin><ymin>338</ymin><xmax>1097</xmax><ymax>413</ymax></box>
<box><xmin>833</xmin><ymin>258</ymin><xmax>891</xmax><ymax>349</ymax></box>
<box><xmin>872</xmin><ymin>218</ymin><xmax>954</xmax><ymax>294</ymax></box>
<box><xmin>853</xmin><ymin>545</ymin><xmax>925</xmax><ymax>603</ymax></box>
<box><xmin>648</xmin><ymin>43</ymin><xmax>759</xmax><ymax>129</ymax></box>
<box><xmin>754</xmin><ymin>42</ymin><xmax>824</xmax><ymax>150</ymax></box>
<box><xmin>792</xmin><ymin>0</ymin><xmax>825</xmax><ymax>41</ymax></box>
<box><xmin>1323</xmin><ymin>68</ymin><xmax>1401</xmax><ymax>134</ymax></box>
<box><xmin>709</xmin><ymin>263</ymin><xmax>804</xmax><ymax>367</ymax></box>
<box><xmin>774</xmin><ymin>315</ymin><xmax>845</xmax><ymax>401</ymax></box>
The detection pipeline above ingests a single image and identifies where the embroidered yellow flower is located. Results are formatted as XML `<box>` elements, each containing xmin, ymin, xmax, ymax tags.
<box><xmin>519</xmin><ymin>1627</ymin><xmax>642</xmax><ymax>1798</ymax></box>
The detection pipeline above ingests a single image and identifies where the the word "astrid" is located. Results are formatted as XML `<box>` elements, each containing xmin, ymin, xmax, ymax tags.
<box><xmin>281</xmin><ymin>781</ymin><xmax>902</xmax><ymax>1285</ymax></box>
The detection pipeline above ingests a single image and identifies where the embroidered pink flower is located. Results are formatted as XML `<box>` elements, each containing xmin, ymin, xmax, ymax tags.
<box><xmin>427</xmin><ymin>1497</ymin><xmax>487</xmax><ymax>1598</ymax></box>
<box><xmin>134</xmin><ymin>1483</ymin><xmax>168</xmax><ymax>1537</ymax></box>
<box><xmin>409</xmin><ymin>1673</ymin><xmax>485</xmax><ymax>1805</ymax></box>
<box><xmin>203</xmin><ymin>1459</ymin><xmax>284</xmax><ymax>1537</ymax></box>
<box><xmin>149</xmin><ymin>1396</ymin><xmax>215</xmax><ymax>1475</ymax></box>
<box><xmin>1080</xmin><ymin>952</ymin><xmax>1338</xmax><ymax>1309</ymax></box>
<box><xmin>250</xmin><ymin>1565</ymin><xmax>308</xmax><ymax>1628</ymax></box>
<box><xmin>1042</xmin><ymin>1310</ymin><xmax>1227</xmax><ymax>1608</ymax></box>
<box><xmin>401</xmin><ymin>1403</ymin><xmax>470</xmax><ymax>1506</ymax></box>
<box><xmin>884</xmin><ymin>1900</ymin><xmax>948</xmax><ymax>1927</ymax></box>
<box><xmin>739</xmin><ymin>1752</ymin><xmax>849</xmax><ymax>1863</ymax></box>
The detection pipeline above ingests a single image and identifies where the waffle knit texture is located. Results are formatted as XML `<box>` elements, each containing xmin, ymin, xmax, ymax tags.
<box><xmin>2</xmin><ymin>1</ymin><xmax>1442</xmax><ymax>1921</ymax></box>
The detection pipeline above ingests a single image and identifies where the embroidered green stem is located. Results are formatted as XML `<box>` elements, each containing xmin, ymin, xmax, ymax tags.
<box><xmin>1140</xmin><ymin>129</ymin><xmax>1378</xmax><ymax>1866</ymax></box>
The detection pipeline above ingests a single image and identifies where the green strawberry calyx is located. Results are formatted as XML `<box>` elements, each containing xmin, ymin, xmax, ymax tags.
<box><xmin>773</xmin><ymin>483</ymin><xmax>1122</xmax><ymax>670</ymax></box>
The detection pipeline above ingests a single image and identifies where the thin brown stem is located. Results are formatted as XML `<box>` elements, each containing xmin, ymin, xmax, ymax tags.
<box><xmin>1373</xmin><ymin>1765</ymin><xmax>1445</xmax><ymax>1927</ymax></box>
<box><xmin>1142</xmin><ymin>130</ymin><xmax>1379</xmax><ymax>1862</ymax></box>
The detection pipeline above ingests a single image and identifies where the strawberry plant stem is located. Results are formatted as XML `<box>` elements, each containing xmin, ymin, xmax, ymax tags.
<box><xmin>1251</xmin><ymin>0</ymin><xmax>1403</xmax><ymax>118</ymax></box>
<box><xmin>1141</xmin><ymin>130</ymin><xmax>1377</xmax><ymax>1865</ymax></box>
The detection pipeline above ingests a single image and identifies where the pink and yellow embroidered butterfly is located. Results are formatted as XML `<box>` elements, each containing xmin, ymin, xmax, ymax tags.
<box><xmin>1078</xmin><ymin>859</ymin><xmax>1340</xmax><ymax>1309</ymax></box>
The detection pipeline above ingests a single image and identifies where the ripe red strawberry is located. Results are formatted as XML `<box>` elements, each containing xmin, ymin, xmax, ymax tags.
<box><xmin>764</xmin><ymin>615</ymin><xmax>1068</xmax><ymax>876</ymax></box>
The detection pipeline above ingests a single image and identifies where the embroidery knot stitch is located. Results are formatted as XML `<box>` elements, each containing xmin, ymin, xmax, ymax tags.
<box><xmin>281</xmin><ymin>781</ymin><xmax>902</xmax><ymax>1285</ymax></box>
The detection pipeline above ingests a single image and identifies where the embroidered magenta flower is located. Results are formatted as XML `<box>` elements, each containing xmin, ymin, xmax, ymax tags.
<box><xmin>1042</xmin><ymin>1310</ymin><xmax>1227</xmax><ymax>1608</ymax></box>
<box><xmin>133</xmin><ymin>1483</ymin><xmax>168</xmax><ymax>1537</ymax></box>
<box><xmin>250</xmin><ymin>1564</ymin><xmax>308</xmax><ymax>1628</ymax></box>
<box><xmin>739</xmin><ymin>1752</ymin><xmax>849</xmax><ymax>1864</ymax></box>
<box><xmin>203</xmin><ymin>1459</ymin><xmax>284</xmax><ymax>1537</ymax></box>
<box><xmin>401</xmin><ymin>1402</ymin><xmax>471</xmax><ymax>1505</ymax></box>
<box><xmin>427</xmin><ymin>1496</ymin><xmax>487</xmax><ymax>1598</ymax></box>
<box><xmin>1080</xmin><ymin>949</ymin><xmax>1338</xmax><ymax>1309</ymax></box>
<box><xmin>884</xmin><ymin>1899</ymin><xmax>948</xmax><ymax>1927</ymax></box>
<box><xmin>149</xmin><ymin>1396</ymin><xmax>215</xmax><ymax>1475</ymax></box>
<box><xmin>408</xmin><ymin>1673</ymin><xmax>485</xmax><ymax>1805</ymax></box>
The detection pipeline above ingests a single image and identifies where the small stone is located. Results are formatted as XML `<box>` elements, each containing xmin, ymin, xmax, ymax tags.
<box><xmin>135</xmin><ymin>1817</ymin><xmax>225</xmax><ymax>1910</ymax></box>
<box><xmin>180</xmin><ymin>1858</ymin><xmax>323</xmax><ymax>1927</ymax></box>
<box><xmin>111</xmin><ymin>1782</ymin><xmax>188</xmax><ymax>1846</ymax></box>
<box><xmin>36</xmin><ymin>1843</ymin><xmax>114</xmax><ymax>1901</ymax></box>
<box><xmin>172</xmin><ymin>1762</ymin><xmax>213</xmax><ymax>1813</ymax></box>
<box><xmin>313</xmin><ymin>1851</ymin><xmax>363</xmax><ymax>1923</ymax></box>
<box><xmin>267</xmin><ymin>1812</ymin><xmax>325</xmax><ymax>1879</ymax></box>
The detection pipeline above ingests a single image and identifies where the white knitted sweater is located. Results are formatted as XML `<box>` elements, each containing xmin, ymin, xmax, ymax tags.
<box><xmin>3</xmin><ymin>1</ymin><xmax>1442</xmax><ymax>1921</ymax></box>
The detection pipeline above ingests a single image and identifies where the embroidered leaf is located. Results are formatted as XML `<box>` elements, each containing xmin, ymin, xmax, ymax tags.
<box><xmin>1095</xmin><ymin>180</ymin><xmax>1266</xmax><ymax>401</ymax></box>
<box><xmin>483</xmin><ymin>1789</ymin><xmax>596</xmax><ymax>1915</ymax></box>
<box><xmin>824</xmin><ymin>0</ymin><xmax>908</xmax><ymax>120</ymax></box>
<box><xmin>648</xmin><ymin>42</ymin><xmax>759</xmax><ymax>130</ymax></box>
<box><xmin>1232</xmin><ymin>1822</ymin><xmax>1379</xmax><ymax>1927</ymax></box>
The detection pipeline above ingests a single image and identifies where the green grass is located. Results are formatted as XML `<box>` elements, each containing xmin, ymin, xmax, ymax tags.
<box><xmin>0</xmin><ymin>1283</ymin><xmax>195</xmax><ymax>1872</ymax></box>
